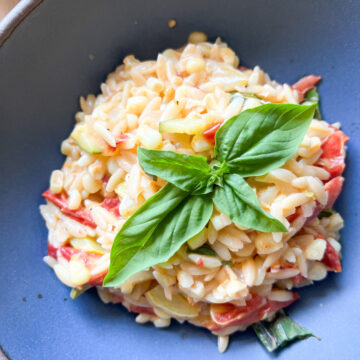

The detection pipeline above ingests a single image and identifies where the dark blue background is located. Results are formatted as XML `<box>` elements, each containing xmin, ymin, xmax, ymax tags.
<box><xmin>0</xmin><ymin>0</ymin><xmax>359</xmax><ymax>359</ymax></box>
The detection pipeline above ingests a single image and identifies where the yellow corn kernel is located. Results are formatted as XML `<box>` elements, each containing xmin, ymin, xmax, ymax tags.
<box><xmin>70</xmin><ymin>238</ymin><xmax>105</xmax><ymax>255</ymax></box>
<box><xmin>304</xmin><ymin>238</ymin><xmax>327</xmax><ymax>261</ymax></box>
<box><xmin>69</xmin><ymin>257</ymin><xmax>91</xmax><ymax>286</ymax></box>
<box><xmin>186</xmin><ymin>58</ymin><xmax>206</xmax><ymax>74</ymax></box>
<box><xmin>114</xmin><ymin>181</ymin><xmax>127</xmax><ymax>198</ymax></box>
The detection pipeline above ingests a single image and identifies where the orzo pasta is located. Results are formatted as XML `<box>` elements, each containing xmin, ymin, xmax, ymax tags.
<box><xmin>40</xmin><ymin>34</ymin><xmax>348</xmax><ymax>353</ymax></box>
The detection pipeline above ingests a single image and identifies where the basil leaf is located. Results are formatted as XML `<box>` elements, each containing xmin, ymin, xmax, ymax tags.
<box><xmin>104</xmin><ymin>185</ymin><xmax>213</xmax><ymax>287</ymax></box>
<box><xmin>215</xmin><ymin>103</ymin><xmax>316</xmax><ymax>177</ymax></box>
<box><xmin>253</xmin><ymin>310</ymin><xmax>319</xmax><ymax>352</ymax></box>
<box><xmin>104</xmin><ymin>183</ymin><xmax>188</xmax><ymax>286</ymax></box>
<box><xmin>187</xmin><ymin>244</ymin><xmax>217</xmax><ymax>257</ymax></box>
<box><xmin>138</xmin><ymin>147</ymin><xmax>212</xmax><ymax>193</ymax></box>
<box><xmin>303</xmin><ymin>87</ymin><xmax>322</xmax><ymax>119</ymax></box>
<box><xmin>213</xmin><ymin>173</ymin><xmax>287</xmax><ymax>232</ymax></box>
<box><xmin>318</xmin><ymin>209</ymin><xmax>334</xmax><ymax>219</ymax></box>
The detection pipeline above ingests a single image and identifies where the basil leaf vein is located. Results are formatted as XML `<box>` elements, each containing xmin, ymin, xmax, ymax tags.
<box><xmin>213</xmin><ymin>173</ymin><xmax>287</xmax><ymax>233</ymax></box>
<box><xmin>138</xmin><ymin>147</ymin><xmax>212</xmax><ymax>193</ymax></box>
<box><xmin>215</xmin><ymin>103</ymin><xmax>316</xmax><ymax>177</ymax></box>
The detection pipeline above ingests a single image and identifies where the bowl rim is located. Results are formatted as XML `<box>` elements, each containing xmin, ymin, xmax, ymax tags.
<box><xmin>0</xmin><ymin>0</ymin><xmax>43</xmax><ymax>47</ymax></box>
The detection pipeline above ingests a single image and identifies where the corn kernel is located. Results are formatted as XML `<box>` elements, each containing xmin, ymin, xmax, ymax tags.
<box><xmin>186</xmin><ymin>58</ymin><xmax>206</xmax><ymax>74</ymax></box>
<box><xmin>138</xmin><ymin>125</ymin><xmax>162</xmax><ymax>149</ymax></box>
<box><xmin>304</xmin><ymin>238</ymin><xmax>327</xmax><ymax>261</ymax></box>
<box><xmin>69</xmin><ymin>257</ymin><xmax>91</xmax><ymax>286</ymax></box>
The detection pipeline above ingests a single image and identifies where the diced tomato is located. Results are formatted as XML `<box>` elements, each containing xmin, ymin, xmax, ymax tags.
<box><xmin>106</xmin><ymin>135</ymin><xmax>129</xmax><ymax>153</ymax></box>
<box><xmin>238</xmin><ymin>66</ymin><xmax>249</xmax><ymax>71</ymax></box>
<box><xmin>324</xmin><ymin>176</ymin><xmax>344</xmax><ymax>208</ymax></box>
<box><xmin>196</xmin><ymin>258</ymin><xmax>204</xmax><ymax>266</ymax></box>
<box><xmin>101</xmin><ymin>197</ymin><xmax>120</xmax><ymax>217</ymax></box>
<box><xmin>203</xmin><ymin>122</ymin><xmax>223</xmax><ymax>143</ymax></box>
<box><xmin>129</xmin><ymin>305</ymin><xmax>156</xmax><ymax>316</ymax></box>
<box><xmin>59</xmin><ymin>246</ymin><xmax>79</xmax><ymax>261</ymax></box>
<box><xmin>287</xmin><ymin>206</ymin><xmax>303</xmax><ymax>223</ymax></box>
<box><xmin>262</xmin><ymin>293</ymin><xmax>299</xmax><ymax>315</ymax></box>
<box><xmin>88</xmin><ymin>270</ymin><xmax>108</xmax><ymax>286</ymax></box>
<box><xmin>48</xmin><ymin>243</ymin><xmax>58</xmax><ymax>259</ymax></box>
<box><xmin>102</xmin><ymin>174</ymin><xmax>110</xmax><ymax>184</ymax></box>
<box><xmin>59</xmin><ymin>246</ymin><xmax>101</xmax><ymax>267</ymax></box>
<box><xmin>42</xmin><ymin>190</ymin><xmax>97</xmax><ymax>228</ymax></box>
<box><xmin>319</xmin><ymin>130</ymin><xmax>349</xmax><ymax>179</ymax></box>
<box><xmin>292</xmin><ymin>75</ymin><xmax>322</xmax><ymax>102</ymax></box>
<box><xmin>207</xmin><ymin>292</ymin><xmax>299</xmax><ymax>331</ymax></box>
<box><xmin>209</xmin><ymin>294</ymin><xmax>266</xmax><ymax>330</ymax></box>
<box><xmin>292</xmin><ymin>273</ymin><xmax>307</xmax><ymax>286</ymax></box>
<box><xmin>322</xmin><ymin>240</ymin><xmax>341</xmax><ymax>272</ymax></box>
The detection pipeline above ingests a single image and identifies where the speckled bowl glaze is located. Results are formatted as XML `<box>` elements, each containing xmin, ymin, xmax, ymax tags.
<box><xmin>0</xmin><ymin>1</ymin><xmax>359</xmax><ymax>359</ymax></box>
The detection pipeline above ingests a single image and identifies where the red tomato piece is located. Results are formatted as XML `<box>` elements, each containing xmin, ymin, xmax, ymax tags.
<box><xmin>207</xmin><ymin>292</ymin><xmax>299</xmax><ymax>331</ymax></box>
<box><xmin>88</xmin><ymin>270</ymin><xmax>108</xmax><ymax>286</ymax></box>
<box><xmin>292</xmin><ymin>75</ymin><xmax>322</xmax><ymax>102</ymax></box>
<box><xmin>203</xmin><ymin>122</ymin><xmax>223</xmax><ymax>143</ymax></box>
<box><xmin>292</xmin><ymin>274</ymin><xmax>307</xmax><ymax>286</ymax></box>
<box><xmin>59</xmin><ymin>246</ymin><xmax>80</xmax><ymax>261</ymax></box>
<box><xmin>209</xmin><ymin>294</ymin><xmax>266</xmax><ymax>329</ymax></box>
<box><xmin>102</xmin><ymin>174</ymin><xmax>110</xmax><ymax>184</ymax></box>
<box><xmin>42</xmin><ymin>190</ymin><xmax>97</xmax><ymax>228</ymax></box>
<box><xmin>101</xmin><ymin>197</ymin><xmax>120</xmax><ymax>217</ymax></box>
<box><xmin>238</xmin><ymin>65</ymin><xmax>249</xmax><ymax>71</ymax></box>
<box><xmin>129</xmin><ymin>305</ymin><xmax>156</xmax><ymax>316</ymax></box>
<box><xmin>319</xmin><ymin>130</ymin><xmax>349</xmax><ymax>179</ymax></box>
<box><xmin>322</xmin><ymin>240</ymin><xmax>341</xmax><ymax>272</ymax></box>
<box><xmin>287</xmin><ymin>206</ymin><xmax>303</xmax><ymax>223</ymax></box>
<box><xmin>324</xmin><ymin>176</ymin><xmax>344</xmax><ymax>208</ymax></box>
<box><xmin>263</xmin><ymin>293</ymin><xmax>299</xmax><ymax>315</ymax></box>
<box><xmin>48</xmin><ymin>243</ymin><xmax>58</xmax><ymax>259</ymax></box>
<box><xmin>59</xmin><ymin>246</ymin><xmax>101</xmax><ymax>267</ymax></box>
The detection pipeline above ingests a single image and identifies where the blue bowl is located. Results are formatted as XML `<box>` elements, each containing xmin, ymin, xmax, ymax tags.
<box><xmin>1</xmin><ymin>1</ymin><xmax>359</xmax><ymax>359</ymax></box>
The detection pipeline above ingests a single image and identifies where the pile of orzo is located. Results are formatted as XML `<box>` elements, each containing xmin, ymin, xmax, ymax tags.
<box><xmin>40</xmin><ymin>33</ymin><xmax>348</xmax><ymax>353</ymax></box>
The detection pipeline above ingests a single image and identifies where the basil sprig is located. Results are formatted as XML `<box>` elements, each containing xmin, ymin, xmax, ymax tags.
<box><xmin>253</xmin><ymin>311</ymin><xmax>319</xmax><ymax>352</ymax></box>
<box><xmin>104</xmin><ymin>103</ymin><xmax>315</xmax><ymax>287</ymax></box>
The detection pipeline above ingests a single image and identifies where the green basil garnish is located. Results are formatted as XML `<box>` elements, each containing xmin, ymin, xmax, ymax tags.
<box><xmin>213</xmin><ymin>174</ymin><xmax>287</xmax><ymax>232</ymax></box>
<box><xmin>253</xmin><ymin>310</ymin><xmax>320</xmax><ymax>352</ymax></box>
<box><xmin>187</xmin><ymin>244</ymin><xmax>218</xmax><ymax>257</ymax></box>
<box><xmin>302</xmin><ymin>87</ymin><xmax>322</xmax><ymax>119</ymax></box>
<box><xmin>318</xmin><ymin>209</ymin><xmax>334</xmax><ymax>219</ymax></box>
<box><xmin>104</xmin><ymin>103</ymin><xmax>316</xmax><ymax>287</ymax></box>
<box><xmin>138</xmin><ymin>148</ymin><xmax>213</xmax><ymax>194</ymax></box>
<box><xmin>215</xmin><ymin>103</ymin><xmax>315</xmax><ymax>177</ymax></box>
<box><xmin>104</xmin><ymin>184</ymin><xmax>213</xmax><ymax>286</ymax></box>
